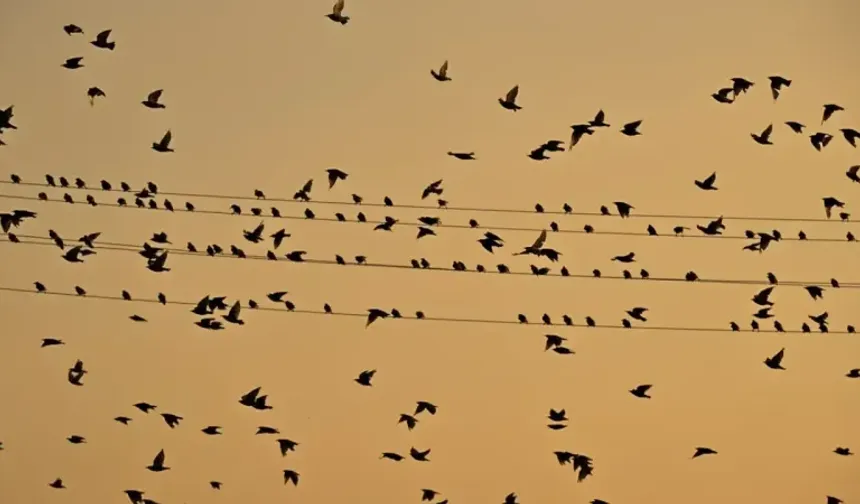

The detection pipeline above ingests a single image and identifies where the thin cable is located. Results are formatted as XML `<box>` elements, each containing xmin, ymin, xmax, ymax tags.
<box><xmin>1</xmin><ymin>193</ymin><xmax>857</xmax><ymax>244</ymax></box>
<box><xmin>0</xmin><ymin>179</ymin><xmax>848</xmax><ymax>224</ymax></box>
<box><xmin>0</xmin><ymin>285</ymin><xmax>855</xmax><ymax>334</ymax></box>
<box><xmin>6</xmin><ymin>233</ymin><xmax>859</xmax><ymax>290</ymax></box>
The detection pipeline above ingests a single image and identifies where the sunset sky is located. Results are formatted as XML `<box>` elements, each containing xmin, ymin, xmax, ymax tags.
<box><xmin>1</xmin><ymin>0</ymin><xmax>858</xmax><ymax>503</ymax></box>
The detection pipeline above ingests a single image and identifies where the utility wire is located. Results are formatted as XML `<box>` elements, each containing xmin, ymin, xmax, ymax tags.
<box><xmin>0</xmin><ymin>178</ymin><xmax>849</xmax><ymax>224</ymax></box>
<box><xmin>0</xmin><ymin>285</ymin><xmax>855</xmax><ymax>334</ymax></box>
<box><xmin>2</xmin><ymin>193</ymin><xmax>857</xmax><ymax>244</ymax></box>
<box><xmin>5</xmin><ymin>233</ymin><xmax>858</xmax><ymax>290</ymax></box>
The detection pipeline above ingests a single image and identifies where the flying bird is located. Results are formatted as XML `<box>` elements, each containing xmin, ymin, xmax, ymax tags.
<box><xmin>751</xmin><ymin>124</ymin><xmax>773</xmax><ymax>145</ymax></box>
<box><xmin>142</xmin><ymin>90</ymin><xmax>166</xmax><ymax>109</ymax></box>
<box><xmin>151</xmin><ymin>130</ymin><xmax>174</xmax><ymax>152</ymax></box>
<box><xmin>498</xmin><ymin>85</ymin><xmax>521</xmax><ymax>111</ymax></box>
<box><xmin>63</xmin><ymin>24</ymin><xmax>84</xmax><ymax>35</ymax></box>
<box><xmin>326</xmin><ymin>0</ymin><xmax>350</xmax><ymax>24</ymax></box>
<box><xmin>326</xmin><ymin>168</ymin><xmax>348</xmax><ymax>188</ymax></box>
<box><xmin>87</xmin><ymin>87</ymin><xmax>106</xmax><ymax>105</ymax></box>
<box><xmin>822</xmin><ymin>104</ymin><xmax>844</xmax><ymax>124</ymax></box>
<box><xmin>91</xmin><ymin>29</ymin><xmax>116</xmax><ymax>50</ymax></box>
<box><xmin>692</xmin><ymin>447</ymin><xmax>717</xmax><ymax>458</ymax></box>
<box><xmin>694</xmin><ymin>172</ymin><xmax>718</xmax><ymax>190</ymax></box>
<box><xmin>431</xmin><ymin>60</ymin><xmax>451</xmax><ymax>81</ymax></box>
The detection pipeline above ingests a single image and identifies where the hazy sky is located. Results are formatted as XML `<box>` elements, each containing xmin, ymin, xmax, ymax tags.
<box><xmin>1</xmin><ymin>0</ymin><xmax>859</xmax><ymax>503</ymax></box>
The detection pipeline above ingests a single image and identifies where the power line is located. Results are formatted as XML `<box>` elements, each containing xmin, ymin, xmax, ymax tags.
<box><xmin>2</xmin><ymin>193</ymin><xmax>857</xmax><ymax>244</ymax></box>
<box><xmin>0</xmin><ymin>178</ymin><xmax>849</xmax><ymax>224</ymax></box>
<box><xmin>6</xmin><ymin>233</ymin><xmax>859</xmax><ymax>290</ymax></box>
<box><xmin>0</xmin><ymin>285</ymin><xmax>855</xmax><ymax>334</ymax></box>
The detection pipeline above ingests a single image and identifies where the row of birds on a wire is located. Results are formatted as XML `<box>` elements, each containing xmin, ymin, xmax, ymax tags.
<box><xmin>12</xmin><ymin>275</ymin><xmax>860</xmax><ymax>502</ymax></box>
<box><xmin>5</xmin><ymin>174</ymin><xmax>860</xmax><ymax>252</ymax></box>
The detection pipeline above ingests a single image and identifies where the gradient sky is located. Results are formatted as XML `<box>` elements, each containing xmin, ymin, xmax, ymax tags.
<box><xmin>1</xmin><ymin>0</ymin><xmax>859</xmax><ymax>503</ymax></box>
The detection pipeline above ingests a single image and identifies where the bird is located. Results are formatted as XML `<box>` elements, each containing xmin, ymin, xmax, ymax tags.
<box><xmin>415</xmin><ymin>401</ymin><xmax>437</xmax><ymax>415</ymax></box>
<box><xmin>498</xmin><ymin>85</ymin><xmax>521</xmax><ymax>111</ymax></box>
<box><xmin>410</xmin><ymin>447</ymin><xmax>431</xmax><ymax>461</ymax></box>
<box><xmin>822</xmin><ymin>104</ymin><xmax>844</xmax><ymax>124</ymax></box>
<box><xmin>431</xmin><ymin>60</ymin><xmax>451</xmax><ymax>81</ymax></box>
<box><xmin>695</xmin><ymin>172</ymin><xmax>718</xmax><ymax>190</ymax></box>
<box><xmin>146</xmin><ymin>449</ymin><xmax>170</xmax><ymax>471</ymax></box>
<box><xmin>834</xmin><ymin>447</ymin><xmax>853</xmax><ymax>455</ymax></box>
<box><xmin>620</xmin><ymin>120</ymin><xmax>642</xmax><ymax>136</ymax></box>
<box><xmin>355</xmin><ymin>369</ymin><xmax>376</xmax><ymax>386</ymax></box>
<box><xmin>629</xmin><ymin>384</ymin><xmax>652</xmax><ymax>398</ymax></box>
<box><xmin>692</xmin><ymin>447</ymin><xmax>717</xmax><ymax>458</ymax></box>
<box><xmin>62</xmin><ymin>57</ymin><xmax>84</xmax><ymax>69</ymax></box>
<box><xmin>751</xmin><ymin>124</ymin><xmax>773</xmax><ymax>145</ymax></box>
<box><xmin>764</xmin><ymin>348</ymin><xmax>786</xmax><ymax>370</ymax></box>
<box><xmin>63</xmin><ymin>24</ymin><xmax>84</xmax><ymax>35</ymax></box>
<box><xmin>326</xmin><ymin>168</ymin><xmax>348</xmax><ymax>188</ymax></box>
<box><xmin>282</xmin><ymin>469</ymin><xmax>300</xmax><ymax>486</ymax></box>
<box><xmin>87</xmin><ymin>87</ymin><xmax>106</xmax><ymax>105</ymax></box>
<box><xmin>769</xmin><ymin>76</ymin><xmax>791</xmax><ymax>100</ymax></box>
<box><xmin>91</xmin><ymin>29</ymin><xmax>116</xmax><ymax>50</ymax></box>
<box><xmin>326</xmin><ymin>0</ymin><xmax>349</xmax><ymax>24</ymax></box>
<box><xmin>841</xmin><ymin>128</ymin><xmax>860</xmax><ymax>147</ymax></box>
<box><xmin>142</xmin><ymin>90</ymin><xmax>166</xmax><ymax>109</ymax></box>
<box><xmin>711</xmin><ymin>87</ymin><xmax>734</xmax><ymax>103</ymax></box>
<box><xmin>152</xmin><ymin>130</ymin><xmax>174</xmax><ymax>152</ymax></box>
<box><xmin>447</xmin><ymin>151</ymin><xmax>475</xmax><ymax>160</ymax></box>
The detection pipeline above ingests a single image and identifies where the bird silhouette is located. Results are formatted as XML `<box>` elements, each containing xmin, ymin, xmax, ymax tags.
<box><xmin>431</xmin><ymin>60</ymin><xmax>451</xmax><ymax>81</ymax></box>
<box><xmin>91</xmin><ymin>29</ymin><xmax>116</xmax><ymax>50</ymax></box>
<box><xmin>498</xmin><ymin>86</ymin><xmax>521</xmax><ymax>111</ymax></box>
<box><xmin>326</xmin><ymin>0</ymin><xmax>350</xmax><ymax>24</ymax></box>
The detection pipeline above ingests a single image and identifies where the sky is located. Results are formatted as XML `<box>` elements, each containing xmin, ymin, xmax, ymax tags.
<box><xmin>1</xmin><ymin>0</ymin><xmax>859</xmax><ymax>503</ymax></box>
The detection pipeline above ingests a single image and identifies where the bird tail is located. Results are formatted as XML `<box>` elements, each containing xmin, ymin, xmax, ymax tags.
<box><xmin>107</xmin><ymin>42</ymin><xmax>116</xmax><ymax>50</ymax></box>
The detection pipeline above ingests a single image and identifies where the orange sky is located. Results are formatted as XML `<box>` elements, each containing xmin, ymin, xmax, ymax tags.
<box><xmin>0</xmin><ymin>0</ymin><xmax>858</xmax><ymax>503</ymax></box>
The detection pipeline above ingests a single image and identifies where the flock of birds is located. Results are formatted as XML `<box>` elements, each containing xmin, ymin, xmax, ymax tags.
<box><xmin>0</xmin><ymin>4</ymin><xmax>858</xmax><ymax>504</ymax></box>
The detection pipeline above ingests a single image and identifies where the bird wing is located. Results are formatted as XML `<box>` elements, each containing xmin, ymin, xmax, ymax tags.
<box><xmin>97</xmin><ymin>29</ymin><xmax>111</xmax><ymax>42</ymax></box>
<box><xmin>594</xmin><ymin>109</ymin><xmax>604</xmax><ymax>123</ymax></box>
<box><xmin>253</xmin><ymin>222</ymin><xmax>264</xmax><ymax>235</ymax></box>
<box><xmin>148</xmin><ymin>89</ymin><xmax>163</xmax><ymax>102</ymax></box>
<box><xmin>505</xmin><ymin>85</ymin><xmax>519</xmax><ymax>102</ymax></box>
<box><xmin>628</xmin><ymin>120</ymin><xmax>642</xmax><ymax>129</ymax></box>
<box><xmin>154</xmin><ymin>449</ymin><xmax>165</xmax><ymax>466</ymax></box>
<box><xmin>161</xmin><ymin>130</ymin><xmax>172</xmax><ymax>145</ymax></box>
<box><xmin>531</xmin><ymin>229</ymin><xmax>547</xmax><ymax>249</ymax></box>
<box><xmin>228</xmin><ymin>301</ymin><xmax>241</xmax><ymax>319</ymax></box>
<box><xmin>704</xmin><ymin>172</ymin><xmax>716</xmax><ymax>185</ymax></box>
<box><xmin>440</xmin><ymin>60</ymin><xmax>448</xmax><ymax>75</ymax></box>
<box><xmin>302</xmin><ymin>179</ymin><xmax>313</xmax><ymax>193</ymax></box>
<box><xmin>333</xmin><ymin>0</ymin><xmax>344</xmax><ymax>15</ymax></box>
